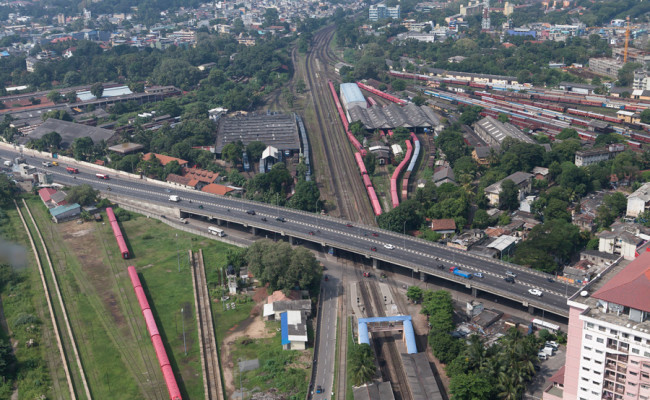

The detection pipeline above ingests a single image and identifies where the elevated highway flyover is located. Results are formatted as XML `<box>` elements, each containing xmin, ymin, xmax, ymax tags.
<box><xmin>0</xmin><ymin>145</ymin><xmax>580</xmax><ymax>318</ymax></box>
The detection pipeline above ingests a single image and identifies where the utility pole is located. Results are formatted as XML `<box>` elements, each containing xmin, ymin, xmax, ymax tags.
<box><xmin>181</xmin><ymin>308</ymin><xmax>187</xmax><ymax>356</ymax></box>
<box><xmin>176</xmin><ymin>233</ymin><xmax>180</xmax><ymax>273</ymax></box>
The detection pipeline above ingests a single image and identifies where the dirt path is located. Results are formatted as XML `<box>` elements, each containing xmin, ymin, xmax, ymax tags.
<box><xmin>221</xmin><ymin>311</ymin><xmax>273</xmax><ymax>396</ymax></box>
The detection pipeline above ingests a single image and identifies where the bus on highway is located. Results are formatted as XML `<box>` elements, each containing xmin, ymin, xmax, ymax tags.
<box><xmin>66</xmin><ymin>167</ymin><xmax>79</xmax><ymax>174</ymax></box>
<box><xmin>531</xmin><ymin>318</ymin><xmax>559</xmax><ymax>333</ymax></box>
<box><xmin>208</xmin><ymin>226</ymin><xmax>226</xmax><ymax>237</ymax></box>
<box><xmin>95</xmin><ymin>173</ymin><xmax>109</xmax><ymax>179</ymax></box>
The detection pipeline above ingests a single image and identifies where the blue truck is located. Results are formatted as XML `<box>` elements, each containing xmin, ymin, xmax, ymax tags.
<box><xmin>450</xmin><ymin>267</ymin><xmax>473</xmax><ymax>279</ymax></box>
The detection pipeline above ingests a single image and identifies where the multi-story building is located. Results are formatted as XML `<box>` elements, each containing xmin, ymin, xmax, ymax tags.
<box><xmin>634</xmin><ymin>70</ymin><xmax>650</xmax><ymax>91</ymax></box>
<box><xmin>627</xmin><ymin>182</ymin><xmax>650</xmax><ymax>217</ymax></box>
<box><xmin>543</xmin><ymin>250</ymin><xmax>650</xmax><ymax>400</ymax></box>
<box><xmin>574</xmin><ymin>144</ymin><xmax>625</xmax><ymax>167</ymax></box>
<box><xmin>589</xmin><ymin>58</ymin><xmax>625</xmax><ymax>79</ymax></box>
<box><xmin>368</xmin><ymin>4</ymin><xmax>400</xmax><ymax>21</ymax></box>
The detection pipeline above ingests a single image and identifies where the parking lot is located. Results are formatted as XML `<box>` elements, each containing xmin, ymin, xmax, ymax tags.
<box><xmin>527</xmin><ymin>344</ymin><xmax>566</xmax><ymax>398</ymax></box>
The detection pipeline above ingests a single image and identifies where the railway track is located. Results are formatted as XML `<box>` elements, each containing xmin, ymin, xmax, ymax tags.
<box><xmin>357</xmin><ymin>272</ymin><xmax>410</xmax><ymax>400</ymax></box>
<box><xmin>13</xmin><ymin>200</ymin><xmax>76</xmax><ymax>400</ymax></box>
<box><xmin>190</xmin><ymin>249</ymin><xmax>223</xmax><ymax>400</ymax></box>
<box><xmin>21</xmin><ymin>199</ymin><xmax>93</xmax><ymax>400</ymax></box>
<box><xmin>303</xmin><ymin>26</ymin><xmax>375</xmax><ymax>225</ymax></box>
<box><xmin>95</xmin><ymin>224</ymin><xmax>167</xmax><ymax>399</ymax></box>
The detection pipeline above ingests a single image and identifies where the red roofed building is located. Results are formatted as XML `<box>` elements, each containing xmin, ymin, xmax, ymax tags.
<box><xmin>182</xmin><ymin>167</ymin><xmax>219</xmax><ymax>186</ymax></box>
<box><xmin>38</xmin><ymin>187</ymin><xmax>67</xmax><ymax>208</ymax></box>
<box><xmin>143</xmin><ymin>153</ymin><xmax>189</xmax><ymax>167</ymax></box>
<box><xmin>430</xmin><ymin>218</ymin><xmax>456</xmax><ymax>237</ymax></box>
<box><xmin>542</xmin><ymin>250</ymin><xmax>650</xmax><ymax>400</ymax></box>
<box><xmin>165</xmin><ymin>173</ymin><xmax>199</xmax><ymax>190</ymax></box>
<box><xmin>201</xmin><ymin>183</ymin><xmax>235</xmax><ymax>196</ymax></box>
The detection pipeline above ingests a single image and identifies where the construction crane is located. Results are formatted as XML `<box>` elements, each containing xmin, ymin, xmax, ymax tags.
<box><xmin>624</xmin><ymin>16</ymin><xmax>630</xmax><ymax>63</ymax></box>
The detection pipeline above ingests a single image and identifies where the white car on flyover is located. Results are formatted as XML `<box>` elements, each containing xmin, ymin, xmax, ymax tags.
<box><xmin>383</xmin><ymin>244</ymin><xmax>395</xmax><ymax>250</ymax></box>
<box><xmin>528</xmin><ymin>288</ymin><xmax>543</xmax><ymax>297</ymax></box>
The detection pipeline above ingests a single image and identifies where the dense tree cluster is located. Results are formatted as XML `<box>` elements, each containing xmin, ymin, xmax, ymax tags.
<box><xmin>245</xmin><ymin>239</ymin><xmax>322</xmax><ymax>294</ymax></box>
<box><xmin>65</xmin><ymin>184</ymin><xmax>100</xmax><ymax>206</ymax></box>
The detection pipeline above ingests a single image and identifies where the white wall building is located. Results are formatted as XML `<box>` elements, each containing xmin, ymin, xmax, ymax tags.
<box><xmin>542</xmin><ymin>251</ymin><xmax>650</xmax><ymax>400</ymax></box>
<box><xmin>627</xmin><ymin>182</ymin><xmax>650</xmax><ymax>218</ymax></box>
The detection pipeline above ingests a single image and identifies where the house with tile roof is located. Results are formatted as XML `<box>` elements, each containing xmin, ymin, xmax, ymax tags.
<box><xmin>430</xmin><ymin>218</ymin><xmax>456</xmax><ymax>237</ymax></box>
<box><xmin>182</xmin><ymin>167</ymin><xmax>220</xmax><ymax>186</ymax></box>
<box><xmin>201</xmin><ymin>183</ymin><xmax>235</xmax><ymax>196</ymax></box>
<box><xmin>143</xmin><ymin>152</ymin><xmax>189</xmax><ymax>167</ymax></box>
<box><xmin>485</xmin><ymin>171</ymin><xmax>533</xmax><ymax>207</ymax></box>
<box><xmin>165</xmin><ymin>173</ymin><xmax>200</xmax><ymax>190</ymax></box>
<box><xmin>38</xmin><ymin>187</ymin><xmax>67</xmax><ymax>208</ymax></box>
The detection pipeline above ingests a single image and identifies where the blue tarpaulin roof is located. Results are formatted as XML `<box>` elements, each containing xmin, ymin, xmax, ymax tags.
<box><xmin>49</xmin><ymin>203</ymin><xmax>80</xmax><ymax>217</ymax></box>
<box><xmin>358</xmin><ymin>315</ymin><xmax>417</xmax><ymax>354</ymax></box>
<box><xmin>281</xmin><ymin>312</ymin><xmax>290</xmax><ymax>345</ymax></box>
<box><xmin>340</xmin><ymin>83</ymin><xmax>365</xmax><ymax>105</ymax></box>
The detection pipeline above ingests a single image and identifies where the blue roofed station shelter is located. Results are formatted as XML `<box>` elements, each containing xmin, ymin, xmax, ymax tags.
<box><xmin>358</xmin><ymin>315</ymin><xmax>418</xmax><ymax>354</ymax></box>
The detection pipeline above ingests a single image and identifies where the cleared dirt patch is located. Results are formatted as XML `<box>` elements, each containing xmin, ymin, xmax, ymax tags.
<box><xmin>221</xmin><ymin>291</ymin><xmax>275</xmax><ymax>397</ymax></box>
<box><xmin>58</xmin><ymin>221</ymin><xmax>129</xmax><ymax>329</ymax></box>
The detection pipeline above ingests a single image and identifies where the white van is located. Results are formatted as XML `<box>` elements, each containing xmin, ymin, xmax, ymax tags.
<box><xmin>3</xmin><ymin>160</ymin><xmax>12</xmax><ymax>167</ymax></box>
<box><xmin>538</xmin><ymin>352</ymin><xmax>547</xmax><ymax>360</ymax></box>
<box><xmin>169</xmin><ymin>195</ymin><xmax>180</xmax><ymax>202</ymax></box>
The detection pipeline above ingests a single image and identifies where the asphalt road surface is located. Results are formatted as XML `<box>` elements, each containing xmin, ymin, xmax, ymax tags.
<box><xmin>0</xmin><ymin>147</ymin><xmax>576</xmax><ymax>316</ymax></box>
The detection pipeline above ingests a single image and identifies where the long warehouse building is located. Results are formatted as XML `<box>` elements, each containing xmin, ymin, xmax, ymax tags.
<box><xmin>340</xmin><ymin>83</ymin><xmax>367</xmax><ymax>113</ymax></box>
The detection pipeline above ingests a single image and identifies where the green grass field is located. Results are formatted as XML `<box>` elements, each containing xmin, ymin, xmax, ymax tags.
<box><xmin>0</xmin><ymin>204</ymin><xmax>69</xmax><ymax>400</ymax></box>
<box><xmin>230</xmin><ymin>321</ymin><xmax>311</xmax><ymax>400</ymax></box>
<box><xmin>20</xmin><ymin>197</ymin><xmax>241</xmax><ymax>400</ymax></box>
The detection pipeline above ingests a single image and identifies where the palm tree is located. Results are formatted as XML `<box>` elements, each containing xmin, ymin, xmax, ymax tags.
<box><xmin>467</xmin><ymin>335</ymin><xmax>488</xmax><ymax>370</ymax></box>
<box><xmin>496</xmin><ymin>372</ymin><xmax>521</xmax><ymax>400</ymax></box>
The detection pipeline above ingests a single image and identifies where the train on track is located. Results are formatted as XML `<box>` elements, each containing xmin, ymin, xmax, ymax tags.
<box><xmin>106</xmin><ymin>207</ymin><xmax>129</xmax><ymax>258</ymax></box>
<box><xmin>128</xmin><ymin>266</ymin><xmax>182</xmax><ymax>400</ymax></box>
<box><xmin>329</xmin><ymin>80</ymin><xmax>383</xmax><ymax>216</ymax></box>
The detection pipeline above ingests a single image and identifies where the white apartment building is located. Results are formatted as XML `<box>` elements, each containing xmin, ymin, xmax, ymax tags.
<box><xmin>627</xmin><ymin>182</ymin><xmax>650</xmax><ymax>218</ymax></box>
<box><xmin>543</xmin><ymin>251</ymin><xmax>650</xmax><ymax>400</ymax></box>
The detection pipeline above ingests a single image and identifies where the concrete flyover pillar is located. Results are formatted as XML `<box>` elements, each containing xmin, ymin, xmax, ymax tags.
<box><xmin>373</xmin><ymin>258</ymin><xmax>379</xmax><ymax>270</ymax></box>
<box><xmin>528</xmin><ymin>304</ymin><xmax>535</xmax><ymax>314</ymax></box>
<box><xmin>472</xmin><ymin>287</ymin><xmax>477</xmax><ymax>297</ymax></box>
<box><xmin>289</xmin><ymin>236</ymin><xmax>294</xmax><ymax>245</ymax></box>
<box><xmin>251</xmin><ymin>227</ymin><xmax>257</xmax><ymax>236</ymax></box>
<box><xmin>216</xmin><ymin>219</ymin><xmax>222</xmax><ymax>226</ymax></box>
<box><xmin>420</xmin><ymin>271</ymin><xmax>426</xmax><ymax>281</ymax></box>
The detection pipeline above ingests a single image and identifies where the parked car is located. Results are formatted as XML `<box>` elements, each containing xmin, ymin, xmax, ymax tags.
<box><xmin>538</xmin><ymin>352</ymin><xmax>547</xmax><ymax>360</ymax></box>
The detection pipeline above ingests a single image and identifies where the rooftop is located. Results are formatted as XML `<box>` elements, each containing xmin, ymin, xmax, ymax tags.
<box><xmin>143</xmin><ymin>153</ymin><xmax>189</xmax><ymax>166</ymax></box>
<box><xmin>27</xmin><ymin>119</ymin><xmax>116</xmax><ymax>148</ymax></box>
<box><xmin>348</xmin><ymin>103</ymin><xmax>440</xmax><ymax>130</ymax></box>
<box><xmin>485</xmin><ymin>171</ymin><xmax>533</xmax><ymax>194</ymax></box>
<box><xmin>475</xmin><ymin>116</ymin><xmax>536</xmax><ymax>146</ymax></box>
<box><xmin>592</xmin><ymin>250</ymin><xmax>650</xmax><ymax>313</ymax></box>
<box><xmin>165</xmin><ymin>173</ymin><xmax>199</xmax><ymax>187</ymax></box>
<box><xmin>215</xmin><ymin>112</ymin><xmax>300</xmax><ymax>154</ymax></box>
<box><xmin>49</xmin><ymin>203</ymin><xmax>80</xmax><ymax>217</ymax></box>
<box><xmin>340</xmin><ymin>83</ymin><xmax>366</xmax><ymax>105</ymax></box>
<box><xmin>431</xmin><ymin>218</ymin><xmax>456</xmax><ymax>232</ymax></box>
<box><xmin>108</xmin><ymin>142</ymin><xmax>144</xmax><ymax>154</ymax></box>
<box><xmin>201</xmin><ymin>183</ymin><xmax>234</xmax><ymax>196</ymax></box>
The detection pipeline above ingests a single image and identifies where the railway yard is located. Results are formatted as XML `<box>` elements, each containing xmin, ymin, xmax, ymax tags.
<box><xmin>4</xmin><ymin>12</ymin><xmax>650</xmax><ymax>400</ymax></box>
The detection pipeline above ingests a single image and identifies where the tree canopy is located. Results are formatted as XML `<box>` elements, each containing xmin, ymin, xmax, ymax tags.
<box><xmin>245</xmin><ymin>239</ymin><xmax>321</xmax><ymax>294</ymax></box>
